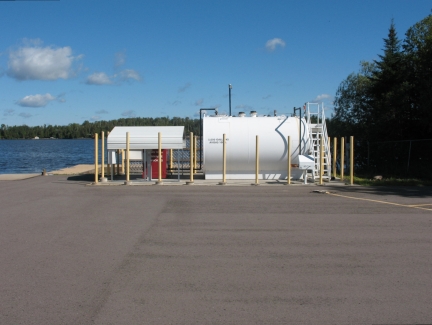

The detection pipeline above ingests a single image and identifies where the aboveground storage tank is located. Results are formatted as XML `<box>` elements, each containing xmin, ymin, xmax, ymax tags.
<box><xmin>203</xmin><ymin>113</ymin><xmax>311</xmax><ymax>180</ymax></box>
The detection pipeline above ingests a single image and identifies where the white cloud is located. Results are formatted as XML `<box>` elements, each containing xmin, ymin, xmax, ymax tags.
<box><xmin>4</xmin><ymin>109</ymin><xmax>14</xmax><ymax>116</ymax></box>
<box><xmin>86</xmin><ymin>69</ymin><xmax>141</xmax><ymax>85</ymax></box>
<box><xmin>19</xmin><ymin>112</ymin><xmax>32</xmax><ymax>118</ymax></box>
<box><xmin>117</xmin><ymin>69</ymin><xmax>141</xmax><ymax>82</ymax></box>
<box><xmin>311</xmin><ymin>94</ymin><xmax>333</xmax><ymax>103</ymax></box>
<box><xmin>121</xmin><ymin>110</ymin><xmax>136</xmax><ymax>118</ymax></box>
<box><xmin>7</xmin><ymin>42</ymin><xmax>82</xmax><ymax>81</ymax></box>
<box><xmin>178</xmin><ymin>82</ymin><xmax>191</xmax><ymax>93</ymax></box>
<box><xmin>85</xmin><ymin>72</ymin><xmax>113</xmax><ymax>85</ymax></box>
<box><xmin>96</xmin><ymin>109</ymin><xmax>109</xmax><ymax>114</ymax></box>
<box><xmin>194</xmin><ymin>98</ymin><xmax>204</xmax><ymax>106</ymax></box>
<box><xmin>265</xmin><ymin>38</ymin><xmax>286</xmax><ymax>52</ymax></box>
<box><xmin>16</xmin><ymin>93</ymin><xmax>56</xmax><ymax>107</ymax></box>
<box><xmin>90</xmin><ymin>115</ymin><xmax>101</xmax><ymax>121</ymax></box>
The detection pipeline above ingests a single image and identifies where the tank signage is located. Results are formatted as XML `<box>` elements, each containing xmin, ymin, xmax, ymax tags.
<box><xmin>207</xmin><ymin>137</ymin><xmax>229</xmax><ymax>144</ymax></box>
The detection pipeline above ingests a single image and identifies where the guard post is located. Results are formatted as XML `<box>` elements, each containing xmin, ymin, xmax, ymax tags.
<box><xmin>218</xmin><ymin>133</ymin><xmax>227</xmax><ymax>185</ymax></box>
<box><xmin>94</xmin><ymin>133</ymin><xmax>98</xmax><ymax>184</ymax></box>
<box><xmin>186</xmin><ymin>132</ymin><xmax>194</xmax><ymax>185</ymax></box>
<box><xmin>252</xmin><ymin>135</ymin><xmax>259</xmax><ymax>186</ymax></box>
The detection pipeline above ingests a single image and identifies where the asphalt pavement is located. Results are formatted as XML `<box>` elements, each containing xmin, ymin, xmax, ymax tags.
<box><xmin>0</xmin><ymin>175</ymin><xmax>431</xmax><ymax>325</ymax></box>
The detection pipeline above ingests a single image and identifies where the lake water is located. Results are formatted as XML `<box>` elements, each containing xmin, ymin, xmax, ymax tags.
<box><xmin>0</xmin><ymin>139</ymin><xmax>100</xmax><ymax>174</ymax></box>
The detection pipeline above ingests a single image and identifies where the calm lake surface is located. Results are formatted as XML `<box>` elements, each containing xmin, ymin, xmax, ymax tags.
<box><xmin>0</xmin><ymin>139</ymin><xmax>101</xmax><ymax>174</ymax></box>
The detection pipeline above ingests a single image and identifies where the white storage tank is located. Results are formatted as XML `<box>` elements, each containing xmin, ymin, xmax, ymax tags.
<box><xmin>203</xmin><ymin>113</ymin><xmax>311</xmax><ymax>180</ymax></box>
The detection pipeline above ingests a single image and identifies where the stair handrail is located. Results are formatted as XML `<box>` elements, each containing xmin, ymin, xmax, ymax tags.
<box><xmin>320</xmin><ymin>104</ymin><xmax>332</xmax><ymax>176</ymax></box>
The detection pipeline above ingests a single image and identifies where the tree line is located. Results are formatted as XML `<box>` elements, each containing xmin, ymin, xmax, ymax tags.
<box><xmin>0</xmin><ymin>117</ymin><xmax>201</xmax><ymax>140</ymax></box>
<box><xmin>328</xmin><ymin>13</ymin><xmax>432</xmax><ymax>178</ymax></box>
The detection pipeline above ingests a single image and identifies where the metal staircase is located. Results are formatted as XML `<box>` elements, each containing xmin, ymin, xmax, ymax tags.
<box><xmin>305</xmin><ymin>103</ymin><xmax>331</xmax><ymax>181</ymax></box>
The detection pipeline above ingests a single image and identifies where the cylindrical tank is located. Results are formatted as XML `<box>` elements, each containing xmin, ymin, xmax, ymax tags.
<box><xmin>203</xmin><ymin>114</ymin><xmax>310</xmax><ymax>179</ymax></box>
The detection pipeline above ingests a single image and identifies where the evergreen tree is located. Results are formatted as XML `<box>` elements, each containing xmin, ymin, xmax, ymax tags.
<box><xmin>368</xmin><ymin>19</ymin><xmax>408</xmax><ymax>141</ymax></box>
<box><xmin>403</xmin><ymin>14</ymin><xmax>432</xmax><ymax>137</ymax></box>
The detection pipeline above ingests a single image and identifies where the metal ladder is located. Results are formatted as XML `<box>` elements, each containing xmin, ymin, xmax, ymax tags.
<box><xmin>305</xmin><ymin>103</ymin><xmax>331</xmax><ymax>181</ymax></box>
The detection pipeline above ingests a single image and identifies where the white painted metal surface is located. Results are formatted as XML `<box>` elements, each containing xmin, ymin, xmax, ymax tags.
<box><xmin>107</xmin><ymin>126</ymin><xmax>184</xmax><ymax>150</ymax></box>
<box><xmin>298</xmin><ymin>154</ymin><xmax>315</xmax><ymax>184</ymax></box>
<box><xmin>203</xmin><ymin>115</ymin><xmax>311</xmax><ymax>180</ymax></box>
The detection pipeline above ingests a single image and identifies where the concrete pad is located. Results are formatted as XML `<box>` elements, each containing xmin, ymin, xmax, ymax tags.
<box><xmin>0</xmin><ymin>173</ymin><xmax>40</xmax><ymax>180</ymax></box>
<box><xmin>50</xmin><ymin>164</ymin><xmax>95</xmax><ymax>175</ymax></box>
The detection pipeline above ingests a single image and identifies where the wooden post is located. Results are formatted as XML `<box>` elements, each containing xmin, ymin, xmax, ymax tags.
<box><xmin>170</xmin><ymin>149</ymin><xmax>173</xmax><ymax>171</ymax></box>
<box><xmin>107</xmin><ymin>131</ymin><xmax>110</xmax><ymax>178</ymax></box>
<box><xmin>125</xmin><ymin>132</ymin><xmax>130</xmax><ymax>183</ymax></box>
<box><xmin>219</xmin><ymin>134</ymin><xmax>227</xmax><ymax>185</ymax></box>
<box><xmin>287</xmin><ymin>136</ymin><xmax>291</xmax><ymax>185</ymax></box>
<box><xmin>333</xmin><ymin>137</ymin><xmax>337</xmax><ymax>178</ymax></box>
<box><xmin>253</xmin><ymin>135</ymin><xmax>259</xmax><ymax>185</ymax></box>
<box><xmin>319</xmin><ymin>135</ymin><xmax>323</xmax><ymax>185</ymax></box>
<box><xmin>94</xmin><ymin>133</ymin><xmax>98</xmax><ymax>184</ymax></box>
<box><xmin>155</xmin><ymin>132</ymin><xmax>163</xmax><ymax>185</ymax></box>
<box><xmin>194</xmin><ymin>136</ymin><xmax>197</xmax><ymax>173</ymax></box>
<box><xmin>101</xmin><ymin>131</ymin><xmax>105</xmax><ymax>180</ymax></box>
<box><xmin>187</xmin><ymin>132</ymin><xmax>194</xmax><ymax>185</ymax></box>
<box><xmin>350</xmin><ymin>136</ymin><xmax>354</xmax><ymax>185</ymax></box>
<box><xmin>341</xmin><ymin>137</ymin><xmax>345</xmax><ymax>181</ymax></box>
<box><xmin>121</xmin><ymin>149</ymin><xmax>125</xmax><ymax>175</ymax></box>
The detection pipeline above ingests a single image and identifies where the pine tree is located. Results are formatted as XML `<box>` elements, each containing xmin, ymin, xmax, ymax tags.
<box><xmin>403</xmin><ymin>14</ymin><xmax>432</xmax><ymax>137</ymax></box>
<box><xmin>369</xmin><ymin>19</ymin><xmax>408</xmax><ymax>140</ymax></box>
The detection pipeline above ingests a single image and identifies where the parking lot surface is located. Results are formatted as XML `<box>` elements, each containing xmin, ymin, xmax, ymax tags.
<box><xmin>0</xmin><ymin>175</ymin><xmax>431</xmax><ymax>324</ymax></box>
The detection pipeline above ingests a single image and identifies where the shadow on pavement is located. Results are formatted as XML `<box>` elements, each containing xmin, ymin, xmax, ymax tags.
<box><xmin>326</xmin><ymin>184</ymin><xmax>432</xmax><ymax>198</ymax></box>
<box><xmin>66</xmin><ymin>174</ymin><xmax>95</xmax><ymax>182</ymax></box>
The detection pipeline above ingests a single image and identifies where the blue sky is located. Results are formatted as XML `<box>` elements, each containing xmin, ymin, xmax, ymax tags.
<box><xmin>0</xmin><ymin>0</ymin><xmax>430</xmax><ymax>126</ymax></box>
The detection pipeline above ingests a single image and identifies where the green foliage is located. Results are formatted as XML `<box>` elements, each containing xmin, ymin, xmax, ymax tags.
<box><xmin>0</xmin><ymin>116</ymin><xmax>201</xmax><ymax>139</ymax></box>
<box><xmin>403</xmin><ymin>14</ymin><xmax>432</xmax><ymax>136</ymax></box>
<box><xmin>330</xmin><ymin>14</ymin><xmax>432</xmax><ymax>141</ymax></box>
<box><xmin>329</xmin><ymin>13</ymin><xmax>432</xmax><ymax>179</ymax></box>
<box><xmin>331</xmin><ymin>61</ymin><xmax>375</xmax><ymax>139</ymax></box>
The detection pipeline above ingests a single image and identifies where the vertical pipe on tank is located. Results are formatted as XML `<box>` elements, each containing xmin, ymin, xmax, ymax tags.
<box><xmin>187</xmin><ymin>132</ymin><xmax>194</xmax><ymax>185</ymax></box>
<box><xmin>333</xmin><ymin>137</ymin><xmax>337</xmax><ymax>178</ymax></box>
<box><xmin>101</xmin><ymin>131</ymin><xmax>105</xmax><ymax>180</ymax></box>
<box><xmin>219</xmin><ymin>134</ymin><xmax>227</xmax><ymax>185</ymax></box>
<box><xmin>125</xmin><ymin>132</ymin><xmax>130</xmax><ymax>184</ymax></box>
<box><xmin>350</xmin><ymin>136</ymin><xmax>354</xmax><ymax>185</ymax></box>
<box><xmin>155</xmin><ymin>132</ymin><xmax>163</xmax><ymax>185</ymax></box>
<box><xmin>94</xmin><ymin>133</ymin><xmax>98</xmax><ymax>184</ymax></box>
<box><xmin>253</xmin><ymin>135</ymin><xmax>259</xmax><ymax>186</ymax></box>
<box><xmin>229</xmin><ymin>84</ymin><xmax>232</xmax><ymax>116</ymax></box>
<box><xmin>299</xmin><ymin>109</ymin><xmax>302</xmax><ymax>155</ymax></box>
<box><xmin>341</xmin><ymin>137</ymin><xmax>345</xmax><ymax>181</ymax></box>
<box><xmin>287</xmin><ymin>136</ymin><xmax>291</xmax><ymax>185</ymax></box>
<box><xmin>319</xmin><ymin>135</ymin><xmax>323</xmax><ymax>185</ymax></box>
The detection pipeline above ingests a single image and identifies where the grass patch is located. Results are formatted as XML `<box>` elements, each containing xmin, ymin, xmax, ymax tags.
<box><xmin>337</xmin><ymin>175</ymin><xmax>432</xmax><ymax>186</ymax></box>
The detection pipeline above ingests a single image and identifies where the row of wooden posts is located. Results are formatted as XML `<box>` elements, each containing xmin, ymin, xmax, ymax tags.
<box><xmin>93</xmin><ymin>131</ymin><xmax>354</xmax><ymax>185</ymax></box>
<box><xmin>94</xmin><ymin>131</ymin><xmax>166</xmax><ymax>185</ymax></box>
